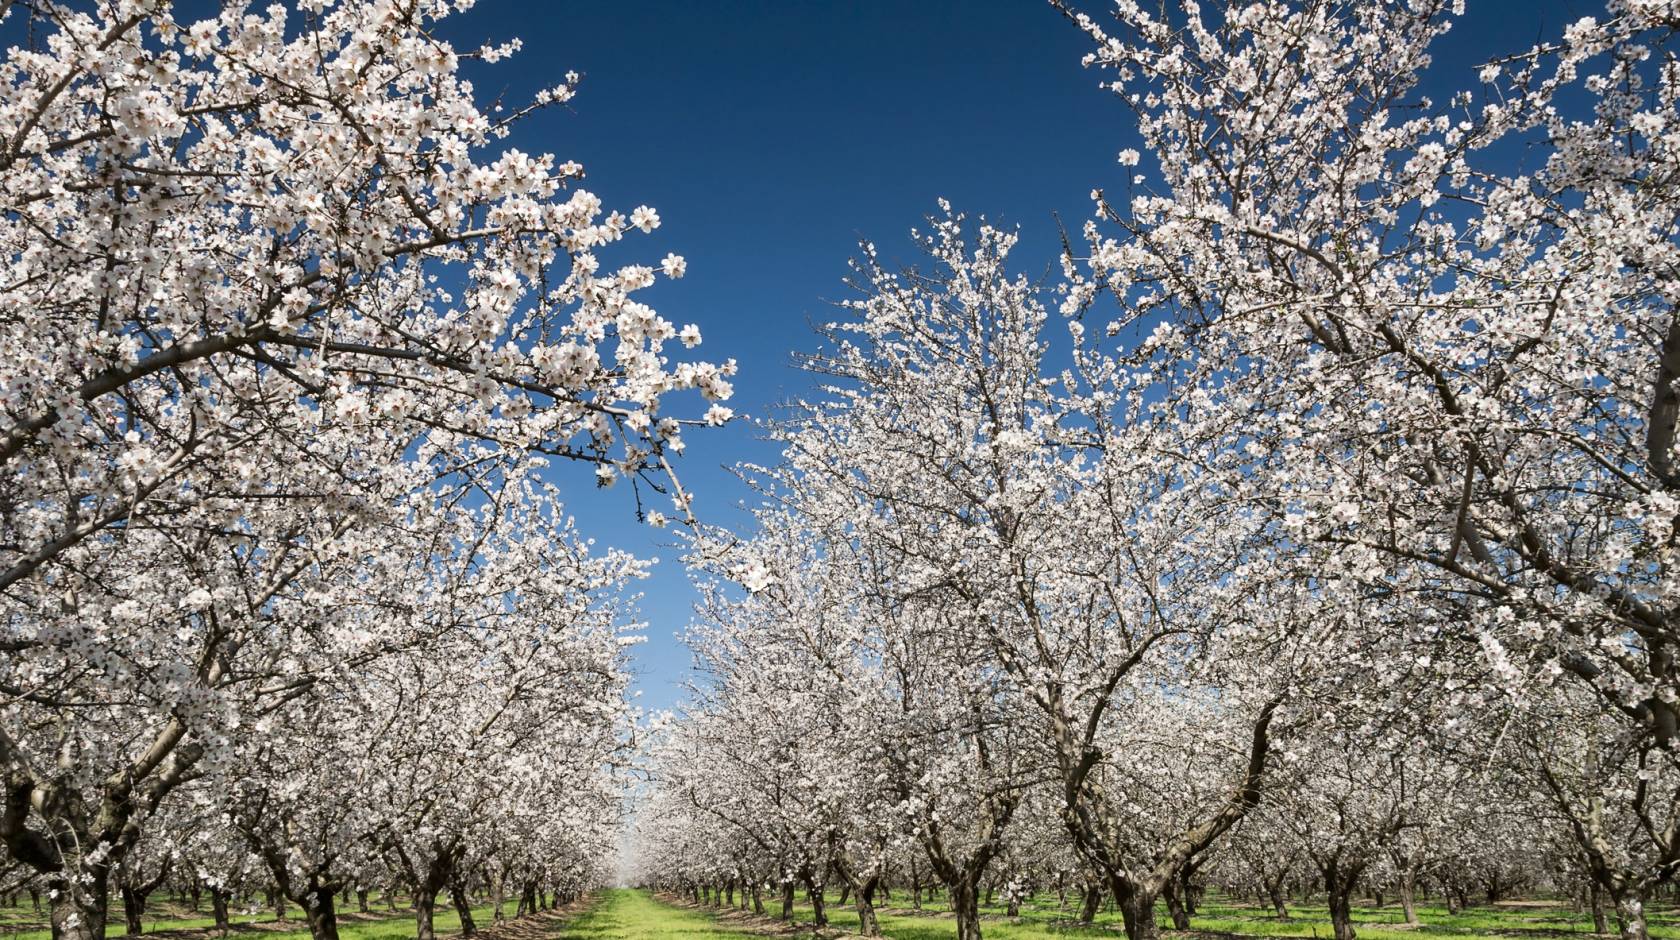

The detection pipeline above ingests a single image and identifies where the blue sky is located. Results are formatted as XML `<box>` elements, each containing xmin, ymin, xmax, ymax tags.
<box><xmin>447</xmin><ymin>0</ymin><xmax>1578</xmax><ymax>711</ymax></box>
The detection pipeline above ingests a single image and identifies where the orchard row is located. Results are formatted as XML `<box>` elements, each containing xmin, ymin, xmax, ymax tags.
<box><xmin>632</xmin><ymin>3</ymin><xmax>1680</xmax><ymax>940</ymax></box>
<box><xmin>0</xmin><ymin>1</ymin><xmax>728</xmax><ymax>939</ymax></box>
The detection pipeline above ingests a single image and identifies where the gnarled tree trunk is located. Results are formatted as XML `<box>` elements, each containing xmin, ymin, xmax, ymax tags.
<box><xmin>302</xmin><ymin>887</ymin><xmax>339</xmax><ymax>940</ymax></box>
<box><xmin>949</xmin><ymin>878</ymin><xmax>983</xmax><ymax>940</ymax></box>
<box><xmin>49</xmin><ymin>866</ymin><xmax>110</xmax><ymax>940</ymax></box>
<box><xmin>449</xmin><ymin>876</ymin><xmax>476</xmax><ymax>937</ymax></box>
<box><xmin>1114</xmin><ymin>881</ymin><xmax>1159</xmax><ymax>940</ymax></box>
<box><xmin>1079</xmin><ymin>883</ymin><xmax>1103</xmax><ymax>924</ymax></box>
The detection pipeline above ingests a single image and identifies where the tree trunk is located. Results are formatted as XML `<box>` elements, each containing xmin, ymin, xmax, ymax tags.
<box><xmin>949</xmin><ymin>878</ymin><xmax>983</xmax><ymax>940</ymax></box>
<box><xmin>450</xmin><ymin>878</ymin><xmax>476</xmax><ymax>937</ymax></box>
<box><xmin>211</xmin><ymin>890</ymin><xmax>231</xmax><ymax>933</ymax></box>
<box><xmin>1590</xmin><ymin>881</ymin><xmax>1610</xmax><ymax>935</ymax></box>
<box><xmin>1267</xmin><ymin>882</ymin><xmax>1289</xmax><ymax>921</ymax></box>
<box><xmin>1079</xmin><ymin>884</ymin><xmax>1103</xmax><ymax>924</ymax></box>
<box><xmin>120</xmin><ymin>884</ymin><xmax>144</xmax><ymax>936</ymax></box>
<box><xmin>855</xmin><ymin>878</ymin><xmax>880</xmax><ymax>937</ymax></box>
<box><xmin>414</xmin><ymin>890</ymin><xmax>437</xmax><ymax>940</ymax></box>
<box><xmin>1163</xmin><ymin>878</ymin><xmax>1189</xmax><ymax>930</ymax></box>
<box><xmin>50</xmin><ymin>867</ymin><xmax>111</xmax><ymax>940</ymax></box>
<box><xmin>356</xmin><ymin>889</ymin><xmax>369</xmax><ymax>914</ymax></box>
<box><xmin>1398</xmin><ymin>873</ymin><xmax>1419</xmax><ymax>926</ymax></box>
<box><xmin>751</xmin><ymin>883</ymin><xmax>764</xmax><ymax>916</ymax></box>
<box><xmin>911</xmin><ymin>864</ymin><xmax>922</xmax><ymax>911</ymax></box>
<box><xmin>515</xmin><ymin>882</ymin><xmax>534</xmax><ymax>917</ymax></box>
<box><xmin>1612</xmin><ymin>890</ymin><xmax>1648</xmax><ymax>940</ymax></box>
<box><xmin>1116</xmin><ymin>885</ymin><xmax>1159</xmax><ymax>940</ymax></box>
<box><xmin>807</xmin><ymin>881</ymin><xmax>827</xmax><ymax>928</ymax></box>
<box><xmin>780</xmin><ymin>882</ymin><xmax>794</xmax><ymax>921</ymax></box>
<box><xmin>1329</xmin><ymin>889</ymin><xmax>1356</xmax><ymax>940</ymax></box>
<box><xmin>302</xmin><ymin>888</ymin><xmax>339</xmax><ymax>940</ymax></box>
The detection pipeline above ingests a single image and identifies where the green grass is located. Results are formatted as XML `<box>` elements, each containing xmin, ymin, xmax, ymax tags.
<box><xmin>3</xmin><ymin>888</ymin><xmax>1668</xmax><ymax>940</ymax></box>
<box><xmin>552</xmin><ymin>891</ymin><xmax>757</xmax><ymax>939</ymax></box>
<box><xmin>755</xmin><ymin>887</ymin><xmax>1676</xmax><ymax>939</ymax></box>
<box><xmin>0</xmin><ymin>898</ymin><xmax>506</xmax><ymax>940</ymax></box>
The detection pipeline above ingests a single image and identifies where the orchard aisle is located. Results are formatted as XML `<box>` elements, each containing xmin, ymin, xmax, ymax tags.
<box><xmin>555</xmin><ymin>891</ymin><xmax>762</xmax><ymax>939</ymax></box>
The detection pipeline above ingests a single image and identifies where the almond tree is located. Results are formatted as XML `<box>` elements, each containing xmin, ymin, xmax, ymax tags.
<box><xmin>756</xmin><ymin>209</ymin><xmax>1351</xmax><ymax>940</ymax></box>
<box><xmin>0</xmin><ymin>2</ymin><xmax>728</xmax><ymax>937</ymax></box>
<box><xmin>1055</xmin><ymin>3</ymin><xmax>1680</xmax><ymax>932</ymax></box>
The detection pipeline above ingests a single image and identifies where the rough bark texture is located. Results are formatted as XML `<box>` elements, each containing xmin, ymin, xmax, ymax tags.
<box><xmin>1324</xmin><ymin>863</ymin><xmax>1359</xmax><ymax>940</ymax></box>
<box><xmin>120</xmin><ymin>886</ymin><xmax>143</xmax><ymax>936</ymax></box>
<box><xmin>950</xmin><ymin>879</ymin><xmax>983</xmax><ymax>940</ymax></box>
<box><xmin>1614</xmin><ymin>891</ymin><xmax>1649</xmax><ymax>940</ymax></box>
<box><xmin>413</xmin><ymin>892</ymin><xmax>436</xmax><ymax>940</ymax></box>
<box><xmin>805</xmin><ymin>881</ymin><xmax>827</xmax><ymax>928</ymax></box>
<box><xmin>1117</xmin><ymin>885</ymin><xmax>1159</xmax><ymax>940</ymax></box>
<box><xmin>1163</xmin><ymin>879</ymin><xmax>1189</xmax><ymax>930</ymax></box>
<box><xmin>449</xmin><ymin>878</ymin><xmax>476</xmax><ymax>936</ymax></box>
<box><xmin>302</xmin><ymin>888</ymin><xmax>339</xmax><ymax>940</ymax></box>
<box><xmin>49</xmin><ymin>867</ymin><xmax>109</xmax><ymax>940</ymax></box>
<box><xmin>1398</xmin><ymin>874</ymin><xmax>1420</xmax><ymax>926</ymax></box>
<box><xmin>211</xmin><ymin>890</ymin><xmax>231</xmax><ymax>932</ymax></box>
<box><xmin>854</xmin><ymin>878</ymin><xmax>880</xmax><ymax>937</ymax></box>
<box><xmin>1079</xmin><ymin>884</ymin><xmax>1103</xmax><ymax>924</ymax></box>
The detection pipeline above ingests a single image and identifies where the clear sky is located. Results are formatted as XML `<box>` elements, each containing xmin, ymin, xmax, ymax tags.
<box><xmin>443</xmin><ymin>0</ymin><xmax>1579</xmax><ymax>712</ymax></box>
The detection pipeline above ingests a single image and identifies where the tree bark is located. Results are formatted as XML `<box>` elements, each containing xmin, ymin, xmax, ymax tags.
<box><xmin>1268</xmin><ymin>882</ymin><xmax>1289</xmax><ymax>921</ymax></box>
<box><xmin>779</xmin><ymin>881</ymin><xmax>794</xmax><ymax>920</ymax></box>
<box><xmin>49</xmin><ymin>866</ymin><xmax>110</xmax><ymax>940</ymax></box>
<box><xmin>449</xmin><ymin>877</ymin><xmax>476</xmax><ymax>937</ymax></box>
<box><xmin>120</xmin><ymin>884</ymin><xmax>144</xmax><ymax>936</ymax></box>
<box><xmin>1324</xmin><ymin>862</ymin><xmax>1359</xmax><ymax>940</ymax></box>
<box><xmin>302</xmin><ymin>887</ymin><xmax>339</xmax><ymax>940</ymax></box>
<box><xmin>806</xmin><ymin>879</ymin><xmax>827</xmax><ymax>928</ymax></box>
<box><xmin>1163</xmin><ymin>878</ymin><xmax>1189</xmax><ymax>930</ymax></box>
<box><xmin>1329</xmin><ymin>889</ymin><xmax>1356</xmax><ymax>940</ymax></box>
<box><xmin>446</xmin><ymin>879</ymin><xmax>473</xmax><ymax>933</ymax></box>
<box><xmin>1612</xmin><ymin>889</ymin><xmax>1649</xmax><ymax>940</ymax></box>
<box><xmin>1116</xmin><ymin>883</ymin><xmax>1159</xmax><ymax>940</ymax></box>
<box><xmin>1397</xmin><ymin>872</ymin><xmax>1419</xmax><ymax>926</ymax></box>
<box><xmin>211</xmin><ymin>889</ymin><xmax>231</xmax><ymax>933</ymax></box>
<box><xmin>949</xmin><ymin>878</ymin><xmax>983</xmax><ymax>940</ymax></box>
<box><xmin>854</xmin><ymin>877</ymin><xmax>881</xmax><ymax>937</ymax></box>
<box><xmin>1079</xmin><ymin>884</ymin><xmax>1103</xmax><ymax>924</ymax></box>
<box><xmin>413</xmin><ymin>891</ymin><xmax>436</xmax><ymax>940</ymax></box>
